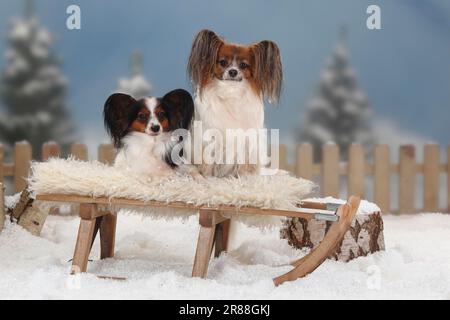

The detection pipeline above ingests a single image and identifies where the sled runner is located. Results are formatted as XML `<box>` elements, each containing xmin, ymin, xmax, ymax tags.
<box><xmin>35</xmin><ymin>193</ymin><xmax>360</xmax><ymax>286</ymax></box>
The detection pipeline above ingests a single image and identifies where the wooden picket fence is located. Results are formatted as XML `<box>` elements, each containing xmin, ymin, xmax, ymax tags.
<box><xmin>0</xmin><ymin>141</ymin><xmax>449</xmax><ymax>214</ymax></box>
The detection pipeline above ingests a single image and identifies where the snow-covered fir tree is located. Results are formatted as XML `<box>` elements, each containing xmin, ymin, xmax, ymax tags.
<box><xmin>116</xmin><ymin>51</ymin><xmax>152</xmax><ymax>98</ymax></box>
<box><xmin>0</xmin><ymin>0</ymin><xmax>75</xmax><ymax>158</ymax></box>
<box><xmin>298</xmin><ymin>30</ymin><xmax>373</xmax><ymax>161</ymax></box>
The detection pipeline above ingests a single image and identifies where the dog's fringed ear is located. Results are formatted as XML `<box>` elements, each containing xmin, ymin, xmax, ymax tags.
<box><xmin>187</xmin><ymin>29</ymin><xmax>223</xmax><ymax>90</ymax></box>
<box><xmin>252</xmin><ymin>40</ymin><xmax>283</xmax><ymax>104</ymax></box>
<box><xmin>103</xmin><ymin>93</ymin><xmax>137</xmax><ymax>147</ymax></box>
<box><xmin>162</xmin><ymin>89</ymin><xmax>194</xmax><ymax>131</ymax></box>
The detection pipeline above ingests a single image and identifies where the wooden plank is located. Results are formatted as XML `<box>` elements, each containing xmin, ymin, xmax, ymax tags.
<box><xmin>399</xmin><ymin>145</ymin><xmax>416</xmax><ymax>213</ymax></box>
<box><xmin>98</xmin><ymin>144</ymin><xmax>115</xmax><ymax>165</ymax></box>
<box><xmin>374</xmin><ymin>144</ymin><xmax>390</xmax><ymax>213</ymax></box>
<box><xmin>71</xmin><ymin>214</ymin><xmax>96</xmax><ymax>274</ymax></box>
<box><xmin>296</xmin><ymin>143</ymin><xmax>313</xmax><ymax>180</ymax></box>
<box><xmin>35</xmin><ymin>193</ymin><xmax>334</xmax><ymax>220</ymax></box>
<box><xmin>41</xmin><ymin>141</ymin><xmax>60</xmax><ymax>161</ymax></box>
<box><xmin>423</xmin><ymin>144</ymin><xmax>440</xmax><ymax>212</ymax></box>
<box><xmin>0</xmin><ymin>144</ymin><xmax>4</xmax><ymax>183</ymax></box>
<box><xmin>348</xmin><ymin>144</ymin><xmax>365</xmax><ymax>197</ymax></box>
<box><xmin>14</xmin><ymin>141</ymin><xmax>32</xmax><ymax>193</ymax></box>
<box><xmin>100</xmin><ymin>213</ymin><xmax>117</xmax><ymax>259</ymax></box>
<box><xmin>321</xmin><ymin>144</ymin><xmax>339</xmax><ymax>197</ymax></box>
<box><xmin>70</xmin><ymin>143</ymin><xmax>88</xmax><ymax>161</ymax></box>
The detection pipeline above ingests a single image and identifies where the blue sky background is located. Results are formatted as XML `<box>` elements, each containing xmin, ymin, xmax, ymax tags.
<box><xmin>0</xmin><ymin>0</ymin><xmax>449</xmax><ymax>150</ymax></box>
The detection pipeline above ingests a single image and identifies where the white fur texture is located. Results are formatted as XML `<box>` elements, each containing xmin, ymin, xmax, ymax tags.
<box><xmin>28</xmin><ymin>158</ymin><xmax>316</xmax><ymax>228</ymax></box>
<box><xmin>114</xmin><ymin>132</ymin><xmax>173</xmax><ymax>177</ymax></box>
<box><xmin>194</xmin><ymin>79</ymin><xmax>264</xmax><ymax>177</ymax></box>
<box><xmin>195</xmin><ymin>79</ymin><xmax>264</xmax><ymax>131</ymax></box>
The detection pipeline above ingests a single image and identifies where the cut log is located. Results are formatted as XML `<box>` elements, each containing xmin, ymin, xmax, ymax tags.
<box><xmin>11</xmin><ymin>188</ymin><xmax>34</xmax><ymax>221</ymax></box>
<box><xmin>0</xmin><ymin>183</ymin><xmax>5</xmax><ymax>233</ymax></box>
<box><xmin>280</xmin><ymin>210</ymin><xmax>385</xmax><ymax>262</ymax></box>
<box><xmin>17</xmin><ymin>203</ymin><xmax>48</xmax><ymax>236</ymax></box>
<box><xmin>10</xmin><ymin>188</ymin><xmax>48</xmax><ymax>236</ymax></box>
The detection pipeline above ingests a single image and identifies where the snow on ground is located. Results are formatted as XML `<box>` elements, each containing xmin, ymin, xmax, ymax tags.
<box><xmin>1</xmin><ymin>211</ymin><xmax>449</xmax><ymax>299</ymax></box>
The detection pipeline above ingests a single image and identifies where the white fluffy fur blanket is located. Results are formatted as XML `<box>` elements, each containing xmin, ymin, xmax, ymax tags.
<box><xmin>28</xmin><ymin>158</ymin><xmax>316</xmax><ymax>228</ymax></box>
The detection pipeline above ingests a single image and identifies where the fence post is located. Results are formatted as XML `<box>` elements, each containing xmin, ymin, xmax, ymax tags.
<box><xmin>14</xmin><ymin>141</ymin><xmax>32</xmax><ymax>193</ymax></box>
<box><xmin>399</xmin><ymin>145</ymin><xmax>416</xmax><ymax>213</ymax></box>
<box><xmin>0</xmin><ymin>144</ymin><xmax>4</xmax><ymax>184</ymax></box>
<box><xmin>322</xmin><ymin>143</ymin><xmax>339</xmax><ymax>197</ymax></box>
<box><xmin>98</xmin><ymin>143</ymin><xmax>115</xmax><ymax>165</ymax></box>
<box><xmin>279</xmin><ymin>144</ymin><xmax>288</xmax><ymax>171</ymax></box>
<box><xmin>70</xmin><ymin>143</ymin><xmax>88</xmax><ymax>161</ymax></box>
<box><xmin>448</xmin><ymin>146</ymin><xmax>450</xmax><ymax>213</ymax></box>
<box><xmin>374</xmin><ymin>144</ymin><xmax>390</xmax><ymax>213</ymax></box>
<box><xmin>348</xmin><ymin>143</ymin><xmax>365</xmax><ymax>197</ymax></box>
<box><xmin>296</xmin><ymin>143</ymin><xmax>313</xmax><ymax>180</ymax></box>
<box><xmin>42</xmin><ymin>141</ymin><xmax>60</xmax><ymax>161</ymax></box>
<box><xmin>423</xmin><ymin>144</ymin><xmax>439</xmax><ymax>212</ymax></box>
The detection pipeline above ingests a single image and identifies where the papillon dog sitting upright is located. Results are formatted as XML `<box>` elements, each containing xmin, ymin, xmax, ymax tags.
<box><xmin>103</xmin><ymin>89</ymin><xmax>199</xmax><ymax>178</ymax></box>
<box><xmin>188</xmin><ymin>29</ymin><xmax>283</xmax><ymax>177</ymax></box>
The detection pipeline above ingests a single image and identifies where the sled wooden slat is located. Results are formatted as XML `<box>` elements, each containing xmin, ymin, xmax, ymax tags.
<box><xmin>35</xmin><ymin>194</ymin><xmax>334</xmax><ymax>221</ymax></box>
<box><xmin>423</xmin><ymin>144</ymin><xmax>439</xmax><ymax>212</ymax></box>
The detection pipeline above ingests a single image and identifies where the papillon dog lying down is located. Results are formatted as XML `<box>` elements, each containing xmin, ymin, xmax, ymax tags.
<box><xmin>103</xmin><ymin>89</ymin><xmax>202</xmax><ymax>180</ymax></box>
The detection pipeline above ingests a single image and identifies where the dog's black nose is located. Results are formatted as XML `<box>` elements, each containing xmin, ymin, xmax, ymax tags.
<box><xmin>150</xmin><ymin>125</ymin><xmax>160</xmax><ymax>133</ymax></box>
<box><xmin>228</xmin><ymin>69</ymin><xmax>238</xmax><ymax>78</ymax></box>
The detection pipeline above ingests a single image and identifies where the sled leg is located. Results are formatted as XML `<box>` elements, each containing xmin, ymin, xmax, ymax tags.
<box><xmin>99</xmin><ymin>212</ymin><xmax>117</xmax><ymax>259</ymax></box>
<box><xmin>214</xmin><ymin>219</ymin><xmax>230</xmax><ymax>258</ymax></box>
<box><xmin>192</xmin><ymin>210</ymin><xmax>227</xmax><ymax>278</ymax></box>
<box><xmin>192</xmin><ymin>226</ymin><xmax>216</xmax><ymax>278</ymax></box>
<box><xmin>89</xmin><ymin>216</ymin><xmax>103</xmax><ymax>252</ymax></box>
<box><xmin>273</xmin><ymin>196</ymin><xmax>360</xmax><ymax>286</ymax></box>
<box><xmin>71</xmin><ymin>204</ymin><xmax>97</xmax><ymax>274</ymax></box>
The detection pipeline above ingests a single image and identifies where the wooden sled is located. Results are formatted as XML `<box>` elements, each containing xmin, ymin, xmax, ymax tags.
<box><xmin>35</xmin><ymin>193</ymin><xmax>360</xmax><ymax>286</ymax></box>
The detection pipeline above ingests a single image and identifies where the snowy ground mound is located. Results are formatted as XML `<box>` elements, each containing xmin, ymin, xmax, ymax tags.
<box><xmin>1</xmin><ymin>212</ymin><xmax>449</xmax><ymax>299</ymax></box>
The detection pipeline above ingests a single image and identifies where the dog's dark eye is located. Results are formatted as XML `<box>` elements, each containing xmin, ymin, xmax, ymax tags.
<box><xmin>137</xmin><ymin>113</ymin><xmax>148</xmax><ymax>121</ymax></box>
<box><xmin>239</xmin><ymin>62</ymin><xmax>249</xmax><ymax>69</ymax></box>
<box><xmin>218</xmin><ymin>59</ymin><xmax>228</xmax><ymax>67</ymax></box>
<box><xmin>157</xmin><ymin>111</ymin><xmax>166</xmax><ymax>118</ymax></box>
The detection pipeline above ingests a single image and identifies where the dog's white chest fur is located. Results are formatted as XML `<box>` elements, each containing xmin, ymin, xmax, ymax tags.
<box><xmin>194</xmin><ymin>80</ymin><xmax>264</xmax><ymax>177</ymax></box>
<box><xmin>114</xmin><ymin>132</ymin><xmax>173</xmax><ymax>177</ymax></box>
<box><xmin>195</xmin><ymin>80</ymin><xmax>264</xmax><ymax>131</ymax></box>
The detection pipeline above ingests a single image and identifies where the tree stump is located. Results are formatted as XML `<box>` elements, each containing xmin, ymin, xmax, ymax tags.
<box><xmin>281</xmin><ymin>210</ymin><xmax>385</xmax><ymax>262</ymax></box>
